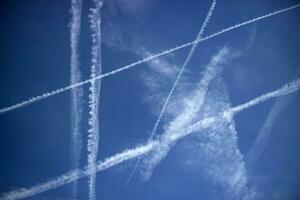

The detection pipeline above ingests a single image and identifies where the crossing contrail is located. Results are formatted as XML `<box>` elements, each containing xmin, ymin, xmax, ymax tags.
<box><xmin>125</xmin><ymin>0</ymin><xmax>217</xmax><ymax>187</ymax></box>
<box><xmin>1</xmin><ymin>78</ymin><xmax>299</xmax><ymax>200</ymax></box>
<box><xmin>69</xmin><ymin>0</ymin><xmax>83</xmax><ymax>199</ymax></box>
<box><xmin>87</xmin><ymin>1</ymin><xmax>103</xmax><ymax>200</ymax></box>
<box><xmin>0</xmin><ymin>3</ymin><xmax>299</xmax><ymax>115</ymax></box>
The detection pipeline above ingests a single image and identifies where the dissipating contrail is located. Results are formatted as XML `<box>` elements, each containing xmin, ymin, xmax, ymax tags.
<box><xmin>0</xmin><ymin>2</ymin><xmax>299</xmax><ymax>115</ymax></box>
<box><xmin>1</xmin><ymin>78</ymin><xmax>299</xmax><ymax>200</ymax></box>
<box><xmin>124</xmin><ymin>0</ymin><xmax>217</xmax><ymax>187</ymax></box>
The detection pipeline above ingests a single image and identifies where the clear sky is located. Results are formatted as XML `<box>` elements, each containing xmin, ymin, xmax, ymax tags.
<box><xmin>0</xmin><ymin>0</ymin><xmax>300</xmax><ymax>199</ymax></box>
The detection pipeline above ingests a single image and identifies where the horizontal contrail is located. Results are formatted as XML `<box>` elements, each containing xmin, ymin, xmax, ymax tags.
<box><xmin>1</xmin><ymin>78</ymin><xmax>299</xmax><ymax>200</ymax></box>
<box><xmin>125</xmin><ymin>0</ymin><xmax>217</xmax><ymax>187</ymax></box>
<box><xmin>0</xmin><ymin>3</ymin><xmax>299</xmax><ymax>115</ymax></box>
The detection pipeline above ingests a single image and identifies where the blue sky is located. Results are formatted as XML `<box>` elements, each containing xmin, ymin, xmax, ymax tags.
<box><xmin>0</xmin><ymin>0</ymin><xmax>300</xmax><ymax>199</ymax></box>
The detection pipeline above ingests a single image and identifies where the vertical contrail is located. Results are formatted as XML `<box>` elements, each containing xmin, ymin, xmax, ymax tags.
<box><xmin>1</xmin><ymin>78</ymin><xmax>300</xmax><ymax>200</ymax></box>
<box><xmin>87</xmin><ymin>1</ymin><xmax>103</xmax><ymax>200</ymax></box>
<box><xmin>0</xmin><ymin>2</ymin><xmax>299</xmax><ymax>115</ymax></box>
<box><xmin>246</xmin><ymin>95</ymin><xmax>293</xmax><ymax>170</ymax></box>
<box><xmin>125</xmin><ymin>0</ymin><xmax>217</xmax><ymax>187</ymax></box>
<box><xmin>69</xmin><ymin>0</ymin><xmax>83</xmax><ymax>199</ymax></box>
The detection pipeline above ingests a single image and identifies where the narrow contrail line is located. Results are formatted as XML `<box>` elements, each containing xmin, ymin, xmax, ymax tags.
<box><xmin>1</xmin><ymin>78</ymin><xmax>299</xmax><ymax>200</ymax></box>
<box><xmin>124</xmin><ymin>0</ymin><xmax>217</xmax><ymax>187</ymax></box>
<box><xmin>69</xmin><ymin>0</ymin><xmax>83</xmax><ymax>198</ymax></box>
<box><xmin>86</xmin><ymin>1</ymin><xmax>103</xmax><ymax>200</ymax></box>
<box><xmin>0</xmin><ymin>3</ymin><xmax>299</xmax><ymax>115</ymax></box>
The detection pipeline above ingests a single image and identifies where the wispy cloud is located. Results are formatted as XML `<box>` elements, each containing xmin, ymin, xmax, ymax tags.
<box><xmin>125</xmin><ymin>0</ymin><xmax>218</xmax><ymax>187</ymax></box>
<box><xmin>0</xmin><ymin>3</ymin><xmax>299</xmax><ymax>115</ymax></box>
<box><xmin>69</xmin><ymin>0</ymin><xmax>83</xmax><ymax>199</ymax></box>
<box><xmin>139</xmin><ymin>46</ymin><xmax>235</xmax><ymax>182</ymax></box>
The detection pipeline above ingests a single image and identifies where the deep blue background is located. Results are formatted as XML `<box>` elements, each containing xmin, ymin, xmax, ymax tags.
<box><xmin>0</xmin><ymin>0</ymin><xmax>300</xmax><ymax>199</ymax></box>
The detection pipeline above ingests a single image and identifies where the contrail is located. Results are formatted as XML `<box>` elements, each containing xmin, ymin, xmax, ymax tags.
<box><xmin>87</xmin><ymin>1</ymin><xmax>103</xmax><ymax>200</ymax></box>
<box><xmin>125</xmin><ymin>0</ymin><xmax>217</xmax><ymax>187</ymax></box>
<box><xmin>0</xmin><ymin>3</ymin><xmax>299</xmax><ymax>115</ymax></box>
<box><xmin>0</xmin><ymin>142</ymin><xmax>157</xmax><ymax>200</ymax></box>
<box><xmin>246</xmin><ymin>95</ymin><xmax>294</xmax><ymax>170</ymax></box>
<box><xmin>1</xmin><ymin>78</ymin><xmax>299</xmax><ymax>200</ymax></box>
<box><xmin>227</xmin><ymin>79</ymin><xmax>300</xmax><ymax>116</ymax></box>
<box><xmin>69</xmin><ymin>0</ymin><xmax>83</xmax><ymax>198</ymax></box>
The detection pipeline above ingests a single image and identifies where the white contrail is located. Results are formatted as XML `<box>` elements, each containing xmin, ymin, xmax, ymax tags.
<box><xmin>0</xmin><ymin>142</ymin><xmax>156</xmax><ymax>200</ymax></box>
<box><xmin>69</xmin><ymin>0</ymin><xmax>83</xmax><ymax>198</ymax></box>
<box><xmin>227</xmin><ymin>79</ymin><xmax>300</xmax><ymax>116</ymax></box>
<box><xmin>1</xmin><ymin>78</ymin><xmax>300</xmax><ymax>200</ymax></box>
<box><xmin>0</xmin><ymin>3</ymin><xmax>299</xmax><ymax>115</ymax></box>
<box><xmin>125</xmin><ymin>0</ymin><xmax>217</xmax><ymax>187</ymax></box>
<box><xmin>246</xmin><ymin>95</ymin><xmax>293</xmax><ymax>170</ymax></box>
<box><xmin>87</xmin><ymin>1</ymin><xmax>103</xmax><ymax>200</ymax></box>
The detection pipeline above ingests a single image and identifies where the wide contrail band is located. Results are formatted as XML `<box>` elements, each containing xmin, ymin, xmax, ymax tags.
<box><xmin>69</xmin><ymin>0</ymin><xmax>83</xmax><ymax>199</ymax></box>
<box><xmin>1</xmin><ymin>78</ymin><xmax>299</xmax><ymax>200</ymax></box>
<box><xmin>0</xmin><ymin>3</ymin><xmax>299</xmax><ymax>115</ymax></box>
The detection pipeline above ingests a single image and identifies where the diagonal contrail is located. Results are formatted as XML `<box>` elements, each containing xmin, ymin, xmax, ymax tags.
<box><xmin>86</xmin><ymin>1</ymin><xmax>103</xmax><ymax>200</ymax></box>
<box><xmin>69</xmin><ymin>0</ymin><xmax>83</xmax><ymax>199</ymax></box>
<box><xmin>124</xmin><ymin>0</ymin><xmax>217</xmax><ymax>187</ymax></box>
<box><xmin>1</xmin><ymin>78</ymin><xmax>299</xmax><ymax>200</ymax></box>
<box><xmin>0</xmin><ymin>3</ymin><xmax>299</xmax><ymax>115</ymax></box>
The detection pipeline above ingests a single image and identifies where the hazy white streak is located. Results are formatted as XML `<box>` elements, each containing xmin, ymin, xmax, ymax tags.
<box><xmin>1</xmin><ymin>3</ymin><xmax>299</xmax><ymax>115</ymax></box>
<box><xmin>69</xmin><ymin>0</ymin><xmax>83</xmax><ymax>198</ymax></box>
<box><xmin>246</xmin><ymin>96</ymin><xmax>293</xmax><ymax>169</ymax></box>
<box><xmin>125</xmin><ymin>0</ymin><xmax>217</xmax><ymax>186</ymax></box>
<box><xmin>87</xmin><ymin>1</ymin><xmax>103</xmax><ymax>200</ymax></box>
<box><xmin>1</xmin><ymin>78</ymin><xmax>299</xmax><ymax>200</ymax></box>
